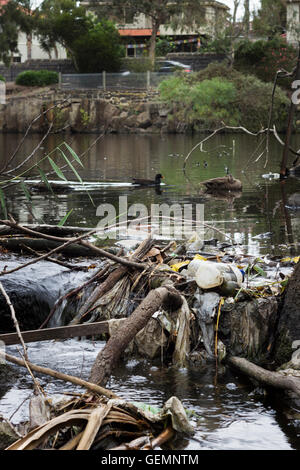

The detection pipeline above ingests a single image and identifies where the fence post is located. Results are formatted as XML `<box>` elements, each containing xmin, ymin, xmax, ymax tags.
<box><xmin>103</xmin><ymin>71</ymin><xmax>106</xmax><ymax>91</ymax></box>
<box><xmin>147</xmin><ymin>70</ymin><xmax>150</xmax><ymax>91</ymax></box>
<box><xmin>58</xmin><ymin>71</ymin><xmax>62</xmax><ymax>90</ymax></box>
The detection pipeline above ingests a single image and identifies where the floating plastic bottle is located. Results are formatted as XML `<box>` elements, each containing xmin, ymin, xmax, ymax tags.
<box><xmin>187</xmin><ymin>259</ymin><xmax>243</xmax><ymax>291</ymax></box>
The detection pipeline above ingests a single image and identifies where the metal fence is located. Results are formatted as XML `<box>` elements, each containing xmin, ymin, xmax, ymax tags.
<box><xmin>60</xmin><ymin>71</ymin><xmax>170</xmax><ymax>91</ymax></box>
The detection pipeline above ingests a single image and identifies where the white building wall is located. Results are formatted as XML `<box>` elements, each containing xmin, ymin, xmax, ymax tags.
<box><xmin>13</xmin><ymin>32</ymin><xmax>67</xmax><ymax>62</ymax></box>
<box><xmin>118</xmin><ymin>5</ymin><xmax>225</xmax><ymax>38</ymax></box>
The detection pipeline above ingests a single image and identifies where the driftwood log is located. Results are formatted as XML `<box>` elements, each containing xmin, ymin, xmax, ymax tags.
<box><xmin>3</xmin><ymin>352</ymin><xmax>119</xmax><ymax>400</ymax></box>
<box><xmin>228</xmin><ymin>356</ymin><xmax>300</xmax><ymax>398</ymax></box>
<box><xmin>89</xmin><ymin>286</ymin><xmax>183</xmax><ymax>386</ymax></box>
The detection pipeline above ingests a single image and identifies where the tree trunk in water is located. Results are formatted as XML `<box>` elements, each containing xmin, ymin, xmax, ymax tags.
<box><xmin>89</xmin><ymin>287</ymin><xmax>183</xmax><ymax>386</ymax></box>
<box><xmin>228</xmin><ymin>356</ymin><xmax>300</xmax><ymax>397</ymax></box>
<box><xmin>274</xmin><ymin>261</ymin><xmax>300</xmax><ymax>364</ymax></box>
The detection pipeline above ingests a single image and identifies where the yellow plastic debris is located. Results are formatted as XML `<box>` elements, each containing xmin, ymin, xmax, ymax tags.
<box><xmin>193</xmin><ymin>254</ymin><xmax>207</xmax><ymax>261</ymax></box>
<box><xmin>170</xmin><ymin>261</ymin><xmax>190</xmax><ymax>272</ymax></box>
<box><xmin>281</xmin><ymin>256</ymin><xmax>300</xmax><ymax>264</ymax></box>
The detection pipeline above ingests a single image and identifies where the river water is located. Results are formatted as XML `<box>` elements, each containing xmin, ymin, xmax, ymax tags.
<box><xmin>0</xmin><ymin>132</ymin><xmax>300</xmax><ymax>450</ymax></box>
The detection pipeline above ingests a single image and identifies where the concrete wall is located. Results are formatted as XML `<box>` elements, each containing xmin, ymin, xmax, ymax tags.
<box><xmin>12</xmin><ymin>33</ymin><xmax>67</xmax><ymax>63</ymax></box>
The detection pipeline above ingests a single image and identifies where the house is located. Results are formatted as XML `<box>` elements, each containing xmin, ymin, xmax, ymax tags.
<box><xmin>81</xmin><ymin>1</ymin><xmax>230</xmax><ymax>57</ymax></box>
<box><xmin>287</xmin><ymin>0</ymin><xmax>300</xmax><ymax>45</ymax></box>
<box><xmin>0</xmin><ymin>0</ymin><xmax>67</xmax><ymax>63</ymax></box>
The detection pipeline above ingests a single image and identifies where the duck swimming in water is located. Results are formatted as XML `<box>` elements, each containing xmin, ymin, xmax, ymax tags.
<box><xmin>201</xmin><ymin>174</ymin><xmax>242</xmax><ymax>192</ymax></box>
<box><xmin>132</xmin><ymin>174</ymin><xmax>163</xmax><ymax>186</ymax></box>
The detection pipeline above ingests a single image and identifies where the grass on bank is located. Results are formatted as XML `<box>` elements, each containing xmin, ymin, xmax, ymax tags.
<box><xmin>158</xmin><ymin>63</ymin><xmax>290</xmax><ymax>133</ymax></box>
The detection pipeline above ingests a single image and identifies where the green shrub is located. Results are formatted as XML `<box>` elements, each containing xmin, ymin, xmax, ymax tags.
<box><xmin>234</xmin><ymin>38</ymin><xmax>297</xmax><ymax>86</ymax></box>
<box><xmin>155</xmin><ymin>38</ymin><xmax>176</xmax><ymax>56</ymax></box>
<box><xmin>16</xmin><ymin>70</ymin><xmax>58</xmax><ymax>86</ymax></box>
<box><xmin>158</xmin><ymin>64</ymin><xmax>290</xmax><ymax>132</ymax></box>
<box><xmin>159</xmin><ymin>75</ymin><xmax>240</xmax><ymax>129</ymax></box>
<box><xmin>0</xmin><ymin>75</ymin><xmax>5</xmax><ymax>82</ymax></box>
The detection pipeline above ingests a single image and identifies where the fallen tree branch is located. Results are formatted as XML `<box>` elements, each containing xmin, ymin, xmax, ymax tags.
<box><xmin>0</xmin><ymin>223</ymin><xmax>93</xmax><ymax>237</ymax></box>
<box><xmin>183</xmin><ymin>125</ymin><xmax>300</xmax><ymax>175</ymax></box>
<box><xmin>227</xmin><ymin>356</ymin><xmax>300</xmax><ymax>397</ymax></box>
<box><xmin>141</xmin><ymin>425</ymin><xmax>175</xmax><ymax>450</ymax></box>
<box><xmin>0</xmin><ymin>283</ymin><xmax>46</xmax><ymax>397</ymax></box>
<box><xmin>0</xmin><ymin>219</ymin><xmax>149</xmax><ymax>271</ymax></box>
<box><xmin>0</xmin><ymin>231</ymin><xmax>96</xmax><ymax>277</ymax></box>
<box><xmin>89</xmin><ymin>286</ymin><xmax>183</xmax><ymax>386</ymax></box>
<box><xmin>0</xmin><ymin>282</ymin><xmax>28</xmax><ymax>360</ymax></box>
<box><xmin>20</xmin><ymin>243</ymin><xmax>89</xmax><ymax>271</ymax></box>
<box><xmin>0</xmin><ymin>237</ymin><xmax>100</xmax><ymax>258</ymax></box>
<box><xmin>2</xmin><ymin>352</ymin><xmax>119</xmax><ymax>400</ymax></box>
<box><xmin>70</xmin><ymin>237</ymin><xmax>155</xmax><ymax>325</ymax></box>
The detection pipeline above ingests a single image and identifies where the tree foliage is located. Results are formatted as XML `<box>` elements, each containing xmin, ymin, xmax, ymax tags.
<box><xmin>90</xmin><ymin>0</ymin><xmax>216</xmax><ymax>66</ymax></box>
<box><xmin>252</xmin><ymin>0</ymin><xmax>287</xmax><ymax>37</ymax></box>
<box><xmin>234</xmin><ymin>37</ymin><xmax>297</xmax><ymax>86</ymax></box>
<box><xmin>72</xmin><ymin>20</ymin><xmax>124</xmax><ymax>73</ymax></box>
<box><xmin>35</xmin><ymin>0</ymin><xmax>92</xmax><ymax>63</ymax></box>
<box><xmin>0</xmin><ymin>0</ymin><xmax>34</xmax><ymax>66</ymax></box>
<box><xmin>35</xmin><ymin>0</ymin><xmax>123</xmax><ymax>72</ymax></box>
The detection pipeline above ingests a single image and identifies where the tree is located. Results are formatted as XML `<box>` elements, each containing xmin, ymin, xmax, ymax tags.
<box><xmin>36</xmin><ymin>0</ymin><xmax>123</xmax><ymax>72</ymax></box>
<box><xmin>90</xmin><ymin>0</ymin><xmax>212</xmax><ymax>67</ymax></box>
<box><xmin>35</xmin><ymin>0</ymin><xmax>92</xmax><ymax>67</ymax></box>
<box><xmin>252</xmin><ymin>0</ymin><xmax>287</xmax><ymax>38</ymax></box>
<box><xmin>243</xmin><ymin>0</ymin><xmax>250</xmax><ymax>38</ymax></box>
<box><xmin>0</xmin><ymin>0</ymin><xmax>34</xmax><ymax>66</ymax></box>
<box><xmin>72</xmin><ymin>20</ymin><xmax>124</xmax><ymax>73</ymax></box>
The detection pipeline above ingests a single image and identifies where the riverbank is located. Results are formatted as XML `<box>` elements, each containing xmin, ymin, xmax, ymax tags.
<box><xmin>0</xmin><ymin>85</ymin><xmax>174</xmax><ymax>134</ymax></box>
<box><xmin>1</xmin><ymin>63</ymin><xmax>297</xmax><ymax>135</ymax></box>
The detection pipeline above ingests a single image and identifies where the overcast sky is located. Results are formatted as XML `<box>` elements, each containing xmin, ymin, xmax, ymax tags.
<box><xmin>30</xmin><ymin>0</ymin><xmax>263</xmax><ymax>17</ymax></box>
<box><xmin>221</xmin><ymin>0</ymin><xmax>262</xmax><ymax>19</ymax></box>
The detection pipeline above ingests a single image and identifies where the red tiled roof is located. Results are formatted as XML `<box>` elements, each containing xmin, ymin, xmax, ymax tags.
<box><xmin>118</xmin><ymin>29</ymin><xmax>160</xmax><ymax>37</ymax></box>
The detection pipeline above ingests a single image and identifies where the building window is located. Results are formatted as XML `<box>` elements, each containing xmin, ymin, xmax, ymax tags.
<box><xmin>13</xmin><ymin>57</ymin><xmax>21</xmax><ymax>63</ymax></box>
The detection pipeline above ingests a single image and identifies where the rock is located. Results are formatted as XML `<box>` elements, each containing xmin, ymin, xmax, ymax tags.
<box><xmin>124</xmin><ymin>114</ymin><xmax>139</xmax><ymax>128</ymax></box>
<box><xmin>136</xmin><ymin>111</ymin><xmax>152</xmax><ymax>129</ymax></box>
<box><xmin>103</xmin><ymin>102</ymin><xmax>119</xmax><ymax>124</ymax></box>
<box><xmin>119</xmin><ymin>111</ymin><xmax>129</xmax><ymax>119</ymax></box>
<box><xmin>0</xmin><ymin>420</ymin><xmax>20</xmax><ymax>450</ymax></box>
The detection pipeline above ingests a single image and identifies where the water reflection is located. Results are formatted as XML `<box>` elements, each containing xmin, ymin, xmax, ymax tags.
<box><xmin>1</xmin><ymin>339</ymin><xmax>296</xmax><ymax>450</ymax></box>
<box><xmin>1</xmin><ymin>132</ymin><xmax>299</xmax><ymax>257</ymax></box>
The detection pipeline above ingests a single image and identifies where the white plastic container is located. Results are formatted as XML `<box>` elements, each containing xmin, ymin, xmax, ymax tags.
<box><xmin>190</xmin><ymin>260</ymin><xmax>243</xmax><ymax>290</ymax></box>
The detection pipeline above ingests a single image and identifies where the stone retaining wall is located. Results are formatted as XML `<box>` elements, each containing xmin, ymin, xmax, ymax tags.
<box><xmin>0</xmin><ymin>89</ymin><xmax>172</xmax><ymax>134</ymax></box>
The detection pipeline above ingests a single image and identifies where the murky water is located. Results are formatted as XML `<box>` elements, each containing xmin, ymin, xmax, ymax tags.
<box><xmin>1</xmin><ymin>132</ymin><xmax>300</xmax><ymax>256</ymax></box>
<box><xmin>0</xmin><ymin>132</ymin><xmax>300</xmax><ymax>450</ymax></box>
<box><xmin>1</xmin><ymin>339</ymin><xmax>298</xmax><ymax>450</ymax></box>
